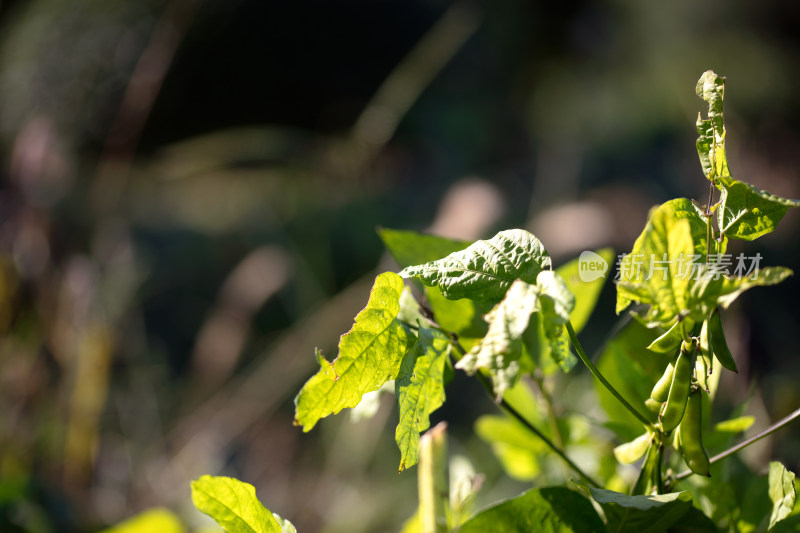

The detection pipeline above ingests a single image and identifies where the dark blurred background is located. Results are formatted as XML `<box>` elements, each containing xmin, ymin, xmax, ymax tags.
<box><xmin>0</xmin><ymin>0</ymin><xmax>799</xmax><ymax>531</ymax></box>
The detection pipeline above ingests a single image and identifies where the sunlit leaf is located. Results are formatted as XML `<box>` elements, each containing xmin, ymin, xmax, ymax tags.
<box><xmin>395</xmin><ymin>327</ymin><xmax>450</xmax><ymax>471</ymax></box>
<box><xmin>769</xmin><ymin>462</ymin><xmax>797</xmax><ymax>530</ymax></box>
<box><xmin>713</xmin><ymin>416</ymin><xmax>755</xmax><ymax>434</ymax></box>
<box><xmin>716</xmin><ymin>178</ymin><xmax>800</xmax><ymax>241</ymax></box>
<box><xmin>101</xmin><ymin>508</ymin><xmax>184</xmax><ymax>533</ymax></box>
<box><xmin>616</xmin><ymin>198</ymin><xmax>708</xmax><ymax>324</ymax></box>
<box><xmin>695</xmin><ymin>70</ymin><xmax>729</xmax><ymax>181</ymax></box>
<box><xmin>400</xmin><ymin>229</ymin><xmax>551</xmax><ymax>304</ymax></box>
<box><xmin>191</xmin><ymin>476</ymin><xmax>279</xmax><ymax>533</ymax></box>
<box><xmin>456</xmin><ymin>280</ymin><xmax>539</xmax><ymax>399</ymax></box>
<box><xmin>459</xmin><ymin>488</ymin><xmax>604</xmax><ymax>532</ymax></box>
<box><xmin>475</xmin><ymin>414</ymin><xmax>548</xmax><ymax>481</ymax></box>
<box><xmin>294</xmin><ymin>272</ymin><xmax>410</xmax><ymax>431</ymax></box>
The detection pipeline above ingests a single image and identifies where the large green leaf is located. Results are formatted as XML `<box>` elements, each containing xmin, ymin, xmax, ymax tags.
<box><xmin>395</xmin><ymin>327</ymin><xmax>450</xmax><ymax>471</ymax></box>
<box><xmin>456</xmin><ymin>279</ymin><xmax>540</xmax><ymax>399</ymax></box>
<box><xmin>582</xmin><ymin>485</ymin><xmax>693</xmax><ymax>533</ymax></box>
<box><xmin>557</xmin><ymin>248</ymin><xmax>614</xmax><ymax>333</ymax></box>
<box><xmin>101</xmin><ymin>508</ymin><xmax>184</xmax><ymax>533</ymax></box>
<box><xmin>475</xmin><ymin>414</ymin><xmax>549</xmax><ymax>481</ymax></box>
<box><xmin>459</xmin><ymin>487</ymin><xmax>604</xmax><ymax>533</ymax></box>
<box><xmin>294</xmin><ymin>272</ymin><xmax>410</xmax><ymax>431</ymax></box>
<box><xmin>191</xmin><ymin>476</ymin><xmax>280</xmax><ymax>533</ymax></box>
<box><xmin>400</xmin><ymin>229</ymin><xmax>551</xmax><ymax>304</ymax></box>
<box><xmin>716</xmin><ymin>178</ymin><xmax>800</xmax><ymax>241</ymax></box>
<box><xmin>616</xmin><ymin>199</ymin><xmax>708</xmax><ymax>324</ymax></box>
<box><xmin>769</xmin><ymin>462</ymin><xmax>797</xmax><ymax>530</ymax></box>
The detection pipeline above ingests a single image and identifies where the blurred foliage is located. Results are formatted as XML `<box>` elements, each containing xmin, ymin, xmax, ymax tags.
<box><xmin>0</xmin><ymin>0</ymin><xmax>798</xmax><ymax>531</ymax></box>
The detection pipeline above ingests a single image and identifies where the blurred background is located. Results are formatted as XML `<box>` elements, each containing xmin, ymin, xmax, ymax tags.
<box><xmin>0</xmin><ymin>0</ymin><xmax>799</xmax><ymax>531</ymax></box>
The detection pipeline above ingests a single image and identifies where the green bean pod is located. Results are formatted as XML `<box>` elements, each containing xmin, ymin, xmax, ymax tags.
<box><xmin>659</xmin><ymin>348</ymin><xmax>694</xmax><ymax>432</ymax></box>
<box><xmin>708</xmin><ymin>310</ymin><xmax>738</xmax><ymax>373</ymax></box>
<box><xmin>650</xmin><ymin>361</ymin><xmax>675</xmax><ymax>403</ymax></box>
<box><xmin>678</xmin><ymin>388</ymin><xmax>711</xmax><ymax>477</ymax></box>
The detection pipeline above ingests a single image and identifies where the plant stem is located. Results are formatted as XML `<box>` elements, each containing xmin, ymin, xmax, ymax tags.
<box><xmin>445</xmin><ymin>335</ymin><xmax>600</xmax><ymax>488</ymax></box>
<box><xmin>672</xmin><ymin>406</ymin><xmax>800</xmax><ymax>483</ymax></box>
<box><xmin>475</xmin><ymin>372</ymin><xmax>601</xmax><ymax>488</ymax></box>
<box><xmin>566</xmin><ymin>321</ymin><xmax>654</xmax><ymax>429</ymax></box>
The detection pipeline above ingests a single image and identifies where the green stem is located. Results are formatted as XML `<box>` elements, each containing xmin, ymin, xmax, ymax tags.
<box><xmin>567</xmin><ymin>321</ymin><xmax>654</xmax><ymax>429</ymax></box>
<box><xmin>446</xmin><ymin>336</ymin><xmax>600</xmax><ymax>488</ymax></box>
<box><xmin>476</xmin><ymin>372</ymin><xmax>601</xmax><ymax>488</ymax></box>
<box><xmin>672</xmin><ymin>406</ymin><xmax>800</xmax><ymax>483</ymax></box>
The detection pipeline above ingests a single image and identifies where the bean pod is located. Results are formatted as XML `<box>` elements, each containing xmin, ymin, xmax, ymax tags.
<box><xmin>677</xmin><ymin>388</ymin><xmax>711</xmax><ymax>477</ymax></box>
<box><xmin>659</xmin><ymin>347</ymin><xmax>694</xmax><ymax>433</ymax></box>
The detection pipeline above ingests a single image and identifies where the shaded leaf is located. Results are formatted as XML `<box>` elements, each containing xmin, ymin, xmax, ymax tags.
<box><xmin>400</xmin><ymin>229</ymin><xmax>551</xmax><ymax>304</ymax></box>
<box><xmin>294</xmin><ymin>272</ymin><xmax>410</xmax><ymax>431</ymax></box>
<box><xmin>191</xmin><ymin>476</ymin><xmax>279</xmax><ymax>533</ymax></box>
<box><xmin>459</xmin><ymin>487</ymin><xmax>604</xmax><ymax>533</ymax></box>
<box><xmin>475</xmin><ymin>414</ymin><xmax>548</xmax><ymax>481</ymax></box>
<box><xmin>769</xmin><ymin>462</ymin><xmax>797</xmax><ymax>530</ymax></box>
<box><xmin>395</xmin><ymin>327</ymin><xmax>450</xmax><ymax>471</ymax></box>
<box><xmin>717</xmin><ymin>267</ymin><xmax>793</xmax><ymax>309</ymax></box>
<box><xmin>581</xmin><ymin>485</ymin><xmax>693</xmax><ymax>533</ymax></box>
<box><xmin>378</xmin><ymin>227</ymin><xmax>468</xmax><ymax>268</ymax></box>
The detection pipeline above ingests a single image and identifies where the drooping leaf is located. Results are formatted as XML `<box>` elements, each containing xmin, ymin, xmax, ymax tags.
<box><xmin>717</xmin><ymin>266</ymin><xmax>793</xmax><ymax>309</ymax></box>
<box><xmin>395</xmin><ymin>327</ymin><xmax>451</xmax><ymax>471</ymax></box>
<box><xmin>294</xmin><ymin>272</ymin><xmax>410</xmax><ymax>431</ymax></box>
<box><xmin>101</xmin><ymin>508</ymin><xmax>184</xmax><ymax>533</ymax></box>
<box><xmin>616</xmin><ymin>198</ymin><xmax>708</xmax><ymax>324</ymax></box>
<box><xmin>535</xmin><ymin>271</ymin><xmax>577</xmax><ymax>372</ymax></box>
<box><xmin>191</xmin><ymin>476</ymin><xmax>280</xmax><ymax>533</ymax></box>
<box><xmin>400</xmin><ymin>229</ymin><xmax>551</xmax><ymax>304</ymax></box>
<box><xmin>456</xmin><ymin>280</ymin><xmax>540</xmax><ymax>399</ymax></box>
<box><xmin>378</xmin><ymin>227</ymin><xmax>469</xmax><ymax>268</ymax></box>
<box><xmin>581</xmin><ymin>485</ymin><xmax>693</xmax><ymax>533</ymax></box>
<box><xmin>716</xmin><ymin>178</ymin><xmax>800</xmax><ymax>241</ymax></box>
<box><xmin>769</xmin><ymin>462</ymin><xmax>797</xmax><ymax>530</ymax></box>
<box><xmin>459</xmin><ymin>487</ymin><xmax>604</xmax><ymax>533</ymax></box>
<box><xmin>695</xmin><ymin>70</ymin><xmax>729</xmax><ymax>181</ymax></box>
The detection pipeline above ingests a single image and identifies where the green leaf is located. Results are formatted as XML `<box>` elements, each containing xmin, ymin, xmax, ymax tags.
<box><xmin>668</xmin><ymin>506</ymin><xmax>719</xmax><ymax>532</ymax></box>
<box><xmin>695</xmin><ymin>70</ymin><xmax>729</xmax><ymax>181</ymax></box>
<box><xmin>616</xmin><ymin>198</ymin><xmax>708</xmax><ymax>324</ymax></box>
<box><xmin>191</xmin><ymin>476</ymin><xmax>280</xmax><ymax>533</ymax></box>
<box><xmin>101</xmin><ymin>508</ymin><xmax>184</xmax><ymax>533</ymax></box>
<box><xmin>378</xmin><ymin>227</ymin><xmax>469</xmax><ymax>268</ymax></box>
<box><xmin>456</xmin><ymin>279</ymin><xmax>540</xmax><ymax>399</ymax></box>
<box><xmin>400</xmin><ymin>229</ymin><xmax>551</xmax><ymax>304</ymax></box>
<box><xmin>769</xmin><ymin>462</ymin><xmax>797</xmax><ymax>530</ymax></box>
<box><xmin>716</xmin><ymin>178</ymin><xmax>800</xmax><ymax>241</ymax></box>
<box><xmin>273</xmin><ymin>514</ymin><xmax>296</xmax><ymax>533</ymax></box>
<box><xmin>395</xmin><ymin>327</ymin><xmax>450</xmax><ymax>471</ymax></box>
<box><xmin>459</xmin><ymin>487</ymin><xmax>605</xmax><ymax>533</ymax></box>
<box><xmin>555</xmin><ymin>248</ymin><xmax>613</xmax><ymax>333</ymax></box>
<box><xmin>581</xmin><ymin>485</ymin><xmax>693</xmax><ymax>533</ymax></box>
<box><xmin>717</xmin><ymin>266</ymin><xmax>793</xmax><ymax>309</ymax></box>
<box><xmin>294</xmin><ymin>272</ymin><xmax>410</xmax><ymax>431</ymax></box>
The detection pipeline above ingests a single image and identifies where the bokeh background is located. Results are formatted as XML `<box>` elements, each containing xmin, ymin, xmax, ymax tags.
<box><xmin>1</xmin><ymin>0</ymin><xmax>799</xmax><ymax>531</ymax></box>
